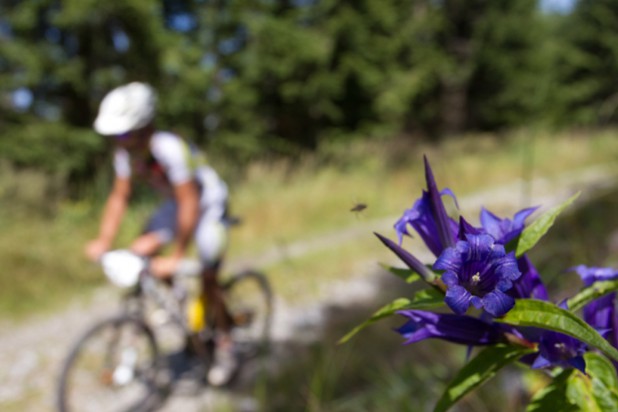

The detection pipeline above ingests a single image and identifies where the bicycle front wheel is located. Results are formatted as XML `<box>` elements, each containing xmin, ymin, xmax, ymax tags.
<box><xmin>56</xmin><ymin>315</ymin><xmax>161</xmax><ymax>412</ymax></box>
<box><xmin>223</xmin><ymin>270</ymin><xmax>273</xmax><ymax>354</ymax></box>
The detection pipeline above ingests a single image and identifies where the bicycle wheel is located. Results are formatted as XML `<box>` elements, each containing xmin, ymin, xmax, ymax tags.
<box><xmin>222</xmin><ymin>270</ymin><xmax>273</xmax><ymax>354</ymax></box>
<box><xmin>56</xmin><ymin>315</ymin><xmax>161</xmax><ymax>412</ymax></box>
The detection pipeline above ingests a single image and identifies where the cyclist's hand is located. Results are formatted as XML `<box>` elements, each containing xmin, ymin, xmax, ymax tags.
<box><xmin>151</xmin><ymin>256</ymin><xmax>180</xmax><ymax>279</ymax></box>
<box><xmin>85</xmin><ymin>239</ymin><xmax>110</xmax><ymax>262</ymax></box>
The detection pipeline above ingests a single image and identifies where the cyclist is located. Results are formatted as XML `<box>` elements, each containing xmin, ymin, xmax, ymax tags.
<box><xmin>85</xmin><ymin>82</ymin><xmax>237</xmax><ymax>386</ymax></box>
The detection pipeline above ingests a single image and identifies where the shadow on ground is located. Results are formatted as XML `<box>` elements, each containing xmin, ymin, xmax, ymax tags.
<box><xmin>150</xmin><ymin>271</ymin><xmax>529</xmax><ymax>412</ymax></box>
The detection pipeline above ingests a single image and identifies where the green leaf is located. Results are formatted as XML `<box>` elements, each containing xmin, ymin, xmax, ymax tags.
<box><xmin>567</xmin><ymin>279</ymin><xmax>618</xmax><ymax>312</ymax></box>
<box><xmin>496</xmin><ymin>299</ymin><xmax>618</xmax><ymax>362</ymax></box>
<box><xmin>566</xmin><ymin>371</ymin><xmax>599</xmax><ymax>412</ymax></box>
<box><xmin>515</xmin><ymin>192</ymin><xmax>580</xmax><ymax>257</ymax></box>
<box><xmin>585</xmin><ymin>352</ymin><xmax>618</xmax><ymax>412</ymax></box>
<box><xmin>527</xmin><ymin>369</ymin><xmax>579</xmax><ymax>412</ymax></box>
<box><xmin>380</xmin><ymin>263</ymin><xmax>421</xmax><ymax>284</ymax></box>
<box><xmin>337</xmin><ymin>289</ymin><xmax>444</xmax><ymax>344</ymax></box>
<box><xmin>434</xmin><ymin>345</ymin><xmax>535</xmax><ymax>412</ymax></box>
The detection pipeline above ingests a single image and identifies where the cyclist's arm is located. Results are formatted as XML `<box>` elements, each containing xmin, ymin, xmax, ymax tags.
<box><xmin>171</xmin><ymin>180</ymin><xmax>200</xmax><ymax>259</ymax></box>
<box><xmin>96</xmin><ymin>176</ymin><xmax>131</xmax><ymax>249</ymax></box>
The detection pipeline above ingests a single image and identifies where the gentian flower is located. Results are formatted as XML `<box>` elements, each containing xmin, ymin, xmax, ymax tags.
<box><xmin>375</xmin><ymin>232</ymin><xmax>436</xmax><ymax>283</ymax></box>
<box><xmin>570</xmin><ymin>267</ymin><xmax>618</xmax><ymax>371</ymax></box>
<box><xmin>477</xmin><ymin>208</ymin><xmax>548</xmax><ymax>300</ymax></box>
<box><xmin>434</xmin><ymin>233</ymin><xmax>521</xmax><ymax>317</ymax></box>
<box><xmin>480</xmin><ymin>206</ymin><xmax>538</xmax><ymax>245</ymax></box>
<box><xmin>529</xmin><ymin>331</ymin><xmax>587</xmax><ymax>373</ymax></box>
<box><xmin>583</xmin><ymin>293</ymin><xmax>618</xmax><ymax>350</ymax></box>
<box><xmin>396</xmin><ymin>310</ymin><xmax>504</xmax><ymax>346</ymax></box>
<box><xmin>571</xmin><ymin>265</ymin><xmax>618</xmax><ymax>286</ymax></box>
<box><xmin>508</xmin><ymin>255</ymin><xmax>548</xmax><ymax>301</ymax></box>
<box><xmin>394</xmin><ymin>156</ymin><xmax>458</xmax><ymax>257</ymax></box>
<box><xmin>394</xmin><ymin>191</ymin><xmax>458</xmax><ymax>256</ymax></box>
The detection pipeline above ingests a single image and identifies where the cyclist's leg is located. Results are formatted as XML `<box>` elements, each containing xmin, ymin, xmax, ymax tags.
<box><xmin>130</xmin><ymin>200</ymin><xmax>177</xmax><ymax>257</ymax></box>
<box><xmin>201</xmin><ymin>260</ymin><xmax>233</xmax><ymax>333</ymax></box>
<box><xmin>195</xmin><ymin>211</ymin><xmax>238</xmax><ymax>385</ymax></box>
<box><xmin>194</xmin><ymin>212</ymin><xmax>230</xmax><ymax>331</ymax></box>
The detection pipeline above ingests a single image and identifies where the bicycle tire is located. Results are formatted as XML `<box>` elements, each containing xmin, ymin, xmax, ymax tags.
<box><xmin>222</xmin><ymin>270</ymin><xmax>273</xmax><ymax>355</ymax></box>
<box><xmin>56</xmin><ymin>315</ymin><xmax>162</xmax><ymax>412</ymax></box>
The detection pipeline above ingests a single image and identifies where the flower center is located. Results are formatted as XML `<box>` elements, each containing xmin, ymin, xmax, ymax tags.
<box><xmin>471</xmin><ymin>272</ymin><xmax>481</xmax><ymax>285</ymax></box>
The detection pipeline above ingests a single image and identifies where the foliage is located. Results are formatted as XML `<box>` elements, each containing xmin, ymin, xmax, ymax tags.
<box><xmin>2</xmin><ymin>0</ymin><xmax>613</xmax><ymax>200</ymax></box>
<box><xmin>343</xmin><ymin>156</ymin><xmax>618</xmax><ymax>411</ymax></box>
<box><xmin>553</xmin><ymin>0</ymin><xmax>618</xmax><ymax>126</ymax></box>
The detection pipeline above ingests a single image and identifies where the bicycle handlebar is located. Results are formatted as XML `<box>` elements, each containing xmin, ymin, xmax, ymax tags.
<box><xmin>100</xmin><ymin>250</ymin><xmax>203</xmax><ymax>288</ymax></box>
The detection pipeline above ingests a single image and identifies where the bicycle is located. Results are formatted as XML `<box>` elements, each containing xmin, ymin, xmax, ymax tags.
<box><xmin>55</xmin><ymin>250</ymin><xmax>273</xmax><ymax>412</ymax></box>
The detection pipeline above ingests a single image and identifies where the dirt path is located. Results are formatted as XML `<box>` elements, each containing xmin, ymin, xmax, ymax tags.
<box><xmin>1</xmin><ymin>164</ymin><xmax>616</xmax><ymax>412</ymax></box>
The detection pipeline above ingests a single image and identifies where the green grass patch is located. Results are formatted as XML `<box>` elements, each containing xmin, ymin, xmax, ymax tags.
<box><xmin>227</xmin><ymin>129</ymin><xmax>618</xmax><ymax>258</ymax></box>
<box><xmin>2</xmin><ymin>129</ymin><xmax>618</xmax><ymax>320</ymax></box>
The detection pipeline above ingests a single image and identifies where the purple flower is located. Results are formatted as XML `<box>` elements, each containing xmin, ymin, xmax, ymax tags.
<box><xmin>584</xmin><ymin>293</ymin><xmax>618</xmax><ymax>370</ymax></box>
<box><xmin>396</xmin><ymin>310</ymin><xmax>504</xmax><ymax>346</ymax></box>
<box><xmin>434</xmin><ymin>234</ymin><xmax>521</xmax><ymax>317</ymax></box>
<box><xmin>529</xmin><ymin>331</ymin><xmax>587</xmax><ymax>373</ymax></box>
<box><xmin>584</xmin><ymin>293</ymin><xmax>617</xmax><ymax>343</ymax></box>
<box><xmin>571</xmin><ymin>265</ymin><xmax>618</xmax><ymax>287</ymax></box>
<box><xmin>508</xmin><ymin>255</ymin><xmax>549</xmax><ymax>301</ymax></box>
<box><xmin>470</xmin><ymin>208</ymin><xmax>548</xmax><ymax>301</ymax></box>
<box><xmin>375</xmin><ymin>232</ymin><xmax>436</xmax><ymax>283</ymax></box>
<box><xmin>480</xmin><ymin>206</ymin><xmax>538</xmax><ymax>245</ymax></box>
<box><xmin>394</xmin><ymin>156</ymin><xmax>458</xmax><ymax>257</ymax></box>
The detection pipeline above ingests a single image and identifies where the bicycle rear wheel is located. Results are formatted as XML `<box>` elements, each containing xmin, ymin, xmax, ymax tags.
<box><xmin>222</xmin><ymin>270</ymin><xmax>273</xmax><ymax>354</ymax></box>
<box><xmin>56</xmin><ymin>315</ymin><xmax>161</xmax><ymax>412</ymax></box>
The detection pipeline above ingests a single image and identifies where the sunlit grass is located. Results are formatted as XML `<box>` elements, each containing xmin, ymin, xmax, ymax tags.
<box><xmin>228</xmin><ymin>129</ymin><xmax>618</xmax><ymax>260</ymax></box>
<box><xmin>2</xmin><ymin>129</ymin><xmax>618</xmax><ymax>319</ymax></box>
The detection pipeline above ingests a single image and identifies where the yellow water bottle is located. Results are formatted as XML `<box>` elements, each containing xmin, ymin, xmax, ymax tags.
<box><xmin>187</xmin><ymin>294</ymin><xmax>206</xmax><ymax>333</ymax></box>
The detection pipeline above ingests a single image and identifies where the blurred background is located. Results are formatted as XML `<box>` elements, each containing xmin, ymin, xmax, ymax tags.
<box><xmin>3</xmin><ymin>0</ymin><xmax>618</xmax><ymax>410</ymax></box>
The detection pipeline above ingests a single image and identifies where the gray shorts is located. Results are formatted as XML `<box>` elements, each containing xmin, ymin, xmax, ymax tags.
<box><xmin>144</xmin><ymin>199</ymin><xmax>228</xmax><ymax>266</ymax></box>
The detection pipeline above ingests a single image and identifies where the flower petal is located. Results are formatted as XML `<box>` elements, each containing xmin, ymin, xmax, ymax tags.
<box><xmin>424</xmin><ymin>156</ymin><xmax>456</xmax><ymax>252</ymax></box>
<box><xmin>482</xmin><ymin>289</ymin><xmax>515</xmax><ymax>317</ymax></box>
<box><xmin>567</xmin><ymin>356</ymin><xmax>587</xmax><ymax>374</ymax></box>
<box><xmin>375</xmin><ymin>233</ymin><xmax>435</xmax><ymax>283</ymax></box>
<box><xmin>445</xmin><ymin>285</ymin><xmax>473</xmax><ymax>314</ymax></box>
<box><xmin>531</xmin><ymin>354</ymin><xmax>551</xmax><ymax>369</ymax></box>
<box><xmin>441</xmin><ymin>271</ymin><xmax>459</xmax><ymax>287</ymax></box>
<box><xmin>571</xmin><ymin>265</ymin><xmax>618</xmax><ymax>286</ymax></box>
<box><xmin>508</xmin><ymin>256</ymin><xmax>548</xmax><ymax>300</ymax></box>
<box><xmin>512</xmin><ymin>206</ymin><xmax>539</xmax><ymax>228</ymax></box>
<box><xmin>396</xmin><ymin>310</ymin><xmax>503</xmax><ymax>345</ymax></box>
<box><xmin>464</xmin><ymin>234</ymin><xmax>495</xmax><ymax>262</ymax></box>
<box><xmin>480</xmin><ymin>208</ymin><xmax>504</xmax><ymax>241</ymax></box>
<box><xmin>434</xmin><ymin>244</ymin><xmax>463</xmax><ymax>273</ymax></box>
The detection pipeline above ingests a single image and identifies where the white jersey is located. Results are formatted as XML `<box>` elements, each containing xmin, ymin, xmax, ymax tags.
<box><xmin>113</xmin><ymin>131</ymin><xmax>228</xmax><ymax>218</ymax></box>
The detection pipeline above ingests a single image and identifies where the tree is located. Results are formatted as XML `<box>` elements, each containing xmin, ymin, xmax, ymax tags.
<box><xmin>553</xmin><ymin>0</ymin><xmax>618</xmax><ymax>126</ymax></box>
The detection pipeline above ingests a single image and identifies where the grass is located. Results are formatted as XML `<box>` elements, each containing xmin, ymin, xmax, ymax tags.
<box><xmin>228</xmin><ymin>128</ymin><xmax>618</xmax><ymax>258</ymax></box>
<box><xmin>2</xmin><ymin>128</ymin><xmax>618</xmax><ymax>321</ymax></box>
<box><xmin>2</xmin><ymin>128</ymin><xmax>618</xmax><ymax>411</ymax></box>
<box><xmin>227</xmin><ymin>128</ymin><xmax>618</xmax><ymax>298</ymax></box>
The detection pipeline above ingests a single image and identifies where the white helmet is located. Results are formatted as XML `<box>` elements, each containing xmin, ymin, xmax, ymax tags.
<box><xmin>94</xmin><ymin>82</ymin><xmax>156</xmax><ymax>135</ymax></box>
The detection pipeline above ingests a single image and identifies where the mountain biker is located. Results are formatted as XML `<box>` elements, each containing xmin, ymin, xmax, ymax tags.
<box><xmin>85</xmin><ymin>81</ymin><xmax>237</xmax><ymax>386</ymax></box>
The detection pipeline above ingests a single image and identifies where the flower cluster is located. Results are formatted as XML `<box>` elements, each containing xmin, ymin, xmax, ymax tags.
<box><xmin>367</xmin><ymin>156</ymin><xmax>618</xmax><ymax>409</ymax></box>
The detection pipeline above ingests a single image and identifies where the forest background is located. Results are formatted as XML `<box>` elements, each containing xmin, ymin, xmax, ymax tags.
<box><xmin>3</xmin><ymin>0</ymin><xmax>615</xmax><ymax>192</ymax></box>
